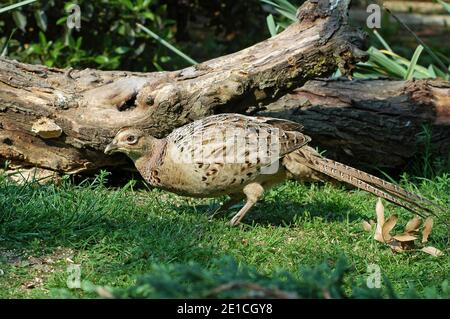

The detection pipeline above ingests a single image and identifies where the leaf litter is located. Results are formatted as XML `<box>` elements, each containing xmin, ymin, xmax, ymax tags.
<box><xmin>362</xmin><ymin>198</ymin><xmax>444</xmax><ymax>257</ymax></box>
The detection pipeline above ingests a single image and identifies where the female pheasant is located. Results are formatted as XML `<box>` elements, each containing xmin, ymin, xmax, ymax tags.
<box><xmin>105</xmin><ymin>114</ymin><xmax>447</xmax><ymax>226</ymax></box>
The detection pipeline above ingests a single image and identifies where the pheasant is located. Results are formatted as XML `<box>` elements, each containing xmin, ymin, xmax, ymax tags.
<box><xmin>104</xmin><ymin>114</ymin><xmax>447</xmax><ymax>226</ymax></box>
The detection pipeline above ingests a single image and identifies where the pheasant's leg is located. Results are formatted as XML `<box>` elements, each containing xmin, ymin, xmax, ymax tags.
<box><xmin>208</xmin><ymin>195</ymin><xmax>244</xmax><ymax>220</ymax></box>
<box><xmin>229</xmin><ymin>183</ymin><xmax>264</xmax><ymax>226</ymax></box>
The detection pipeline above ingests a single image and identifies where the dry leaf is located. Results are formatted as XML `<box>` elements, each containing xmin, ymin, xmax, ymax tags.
<box><xmin>387</xmin><ymin>240</ymin><xmax>405</xmax><ymax>253</ymax></box>
<box><xmin>369</xmin><ymin>219</ymin><xmax>376</xmax><ymax>225</ymax></box>
<box><xmin>421</xmin><ymin>246</ymin><xmax>444</xmax><ymax>257</ymax></box>
<box><xmin>422</xmin><ymin>217</ymin><xmax>433</xmax><ymax>243</ymax></box>
<box><xmin>374</xmin><ymin>198</ymin><xmax>385</xmax><ymax>243</ymax></box>
<box><xmin>392</xmin><ymin>233</ymin><xmax>417</xmax><ymax>242</ymax></box>
<box><xmin>382</xmin><ymin>214</ymin><xmax>398</xmax><ymax>242</ymax></box>
<box><xmin>362</xmin><ymin>220</ymin><xmax>372</xmax><ymax>232</ymax></box>
<box><xmin>404</xmin><ymin>217</ymin><xmax>421</xmax><ymax>234</ymax></box>
<box><xmin>24</xmin><ymin>282</ymin><xmax>36</xmax><ymax>289</ymax></box>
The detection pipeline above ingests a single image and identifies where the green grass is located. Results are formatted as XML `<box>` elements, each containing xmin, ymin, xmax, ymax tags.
<box><xmin>0</xmin><ymin>172</ymin><xmax>448</xmax><ymax>298</ymax></box>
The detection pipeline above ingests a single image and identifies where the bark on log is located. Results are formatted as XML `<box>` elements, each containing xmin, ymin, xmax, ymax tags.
<box><xmin>261</xmin><ymin>78</ymin><xmax>450</xmax><ymax>169</ymax></box>
<box><xmin>0</xmin><ymin>0</ymin><xmax>368</xmax><ymax>174</ymax></box>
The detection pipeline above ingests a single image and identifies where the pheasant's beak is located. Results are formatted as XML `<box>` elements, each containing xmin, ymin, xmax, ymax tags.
<box><xmin>104</xmin><ymin>142</ymin><xmax>117</xmax><ymax>155</ymax></box>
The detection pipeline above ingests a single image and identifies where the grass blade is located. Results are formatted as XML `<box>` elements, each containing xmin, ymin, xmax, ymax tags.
<box><xmin>261</xmin><ymin>0</ymin><xmax>282</xmax><ymax>9</ymax></box>
<box><xmin>368</xmin><ymin>48</ymin><xmax>407</xmax><ymax>78</ymax></box>
<box><xmin>276</xmin><ymin>20</ymin><xmax>291</xmax><ymax>30</ymax></box>
<box><xmin>266</xmin><ymin>14</ymin><xmax>278</xmax><ymax>37</ymax></box>
<box><xmin>405</xmin><ymin>45</ymin><xmax>424</xmax><ymax>80</ymax></box>
<box><xmin>0</xmin><ymin>0</ymin><xmax>37</xmax><ymax>14</ymax></box>
<box><xmin>380</xmin><ymin>50</ymin><xmax>431</xmax><ymax>76</ymax></box>
<box><xmin>136</xmin><ymin>23</ymin><xmax>197</xmax><ymax>66</ymax></box>
<box><xmin>274</xmin><ymin>0</ymin><xmax>297</xmax><ymax>14</ymax></box>
<box><xmin>427</xmin><ymin>65</ymin><xmax>437</xmax><ymax>78</ymax></box>
<box><xmin>12</xmin><ymin>10</ymin><xmax>27</xmax><ymax>32</ymax></box>
<box><xmin>383</xmin><ymin>6</ymin><xmax>448</xmax><ymax>75</ymax></box>
<box><xmin>436</xmin><ymin>0</ymin><xmax>450</xmax><ymax>14</ymax></box>
<box><xmin>1</xmin><ymin>28</ymin><xmax>16</xmax><ymax>57</ymax></box>
<box><xmin>373</xmin><ymin>30</ymin><xmax>393</xmax><ymax>52</ymax></box>
<box><xmin>275</xmin><ymin>8</ymin><xmax>297</xmax><ymax>21</ymax></box>
<box><xmin>432</xmin><ymin>64</ymin><xmax>447</xmax><ymax>78</ymax></box>
<box><xmin>435</xmin><ymin>51</ymin><xmax>450</xmax><ymax>65</ymax></box>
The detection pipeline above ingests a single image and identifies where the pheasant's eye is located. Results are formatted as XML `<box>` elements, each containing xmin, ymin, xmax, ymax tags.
<box><xmin>126</xmin><ymin>135</ymin><xmax>137</xmax><ymax>144</ymax></box>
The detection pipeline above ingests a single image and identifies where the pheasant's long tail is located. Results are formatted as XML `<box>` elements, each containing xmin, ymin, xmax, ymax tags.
<box><xmin>316</xmin><ymin>157</ymin><xmax>446</xmax><ymax>214</ymax></box>
<box><xmin>291</xmin><ymin>148</ymin><xmax>448</xmax><ymax>222</ymax></box>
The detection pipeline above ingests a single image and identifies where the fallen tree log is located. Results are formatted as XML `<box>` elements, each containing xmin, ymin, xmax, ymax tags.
<box><xmin>1</xmin><ymin>0</ymin><xmax>448</xmax><ymax>178</ymax></box>
<box><xmin>0</xmin><ymin>0</ymin><xmax>367</xmax><ymax>175</ymax></box>
<box><xmin>262</xmin><ymin>78</ymin><xmax>450</xmax><ymax>169</ymax></box>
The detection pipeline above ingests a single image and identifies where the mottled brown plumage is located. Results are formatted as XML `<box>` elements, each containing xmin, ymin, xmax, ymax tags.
<box><xmin>105</xmin><ymin>114</ymin><xmax>446</xmax><ymax>226</ymax></box>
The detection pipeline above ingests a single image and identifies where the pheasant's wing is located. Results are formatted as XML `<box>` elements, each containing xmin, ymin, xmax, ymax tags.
<box><xmin>254</xmin><ymin>116</ymin><xmax>304</xmax><ymax>132</ymax></box>
<box><xmin>168</xmin><ymin>114</ymin><xmax>310</xmax><ymax>165</ymax></box>
<box><xmin>252</xmin><ymin>115</ymin><xmax>311</xmax><ymax>156</ymax></box>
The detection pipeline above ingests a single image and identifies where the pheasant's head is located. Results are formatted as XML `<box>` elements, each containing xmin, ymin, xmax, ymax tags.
<box><xmin>105</xmin><ymin>127</ymin><xmax>155</xmax><ymax>161</ymax></box>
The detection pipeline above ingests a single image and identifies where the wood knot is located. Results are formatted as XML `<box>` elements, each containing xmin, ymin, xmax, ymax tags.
<box><xmin>3</xmin><ymin>137</ymin><xmax>13</xmax><ymax>145</ymax></box>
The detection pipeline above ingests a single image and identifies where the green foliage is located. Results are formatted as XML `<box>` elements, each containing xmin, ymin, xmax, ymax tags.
<box><xmin>407</xmin><ymin>126</ymin><xmax>450</xmax><ymax>179</ymax></box>
<box><xmin>266</xmin><ymin>14</ymin><xmax>278</xmax><ymax>37</ymax></box>
<box><xmin>136</xmin><ymin>23</ymin><xmax>197</xmax><ymax>66</ymax></box>
<box><xmin>0</xmin><ymin>0</ymin><xmax>37</xmax><ymax>14</ymax></box>
<box><xmin>0</xmin><ymin>0</ymin><xmax>269</xmax><ymax>71</ymax></box>
<box><xmin>0</xmin><ymin>0</ymin><xmax>179</xmax><ymax>71</ymax></box>
<box><xmin>369</xmin><ymin>125</ymin><xmax>450</xmax><ymax>180</ymax></box>
<box><xmin>436</xmin><ymin>0</ymin><xmax>450</xmax><ymax>14</ymax></box>
<box><xmin>354</xmin><ymin>34</ymin><xmax>449</xmax><ymax>81</ymax></box>
<box><xmin>261</xmin><ymin>0</ymin><xmax>450</xmax><ymax>80</ymax></box>
<box><xmin>262</xmin><ymin>0</ymin><xmax>301</xmax><ymax>32</ymax></box>
<box><xmin>74</xmin><ymin>256</ymin><xmax>449</xmax><ymax>299</ymax></box>
<box><xmin>261</xmin><ymin>0</ymin><xmax>297</xmax><ymax>21</ymax></box>
<box><xmin>106</xmin><ymin>257</ymin><xmax>353</xmax><ymax>298</ymax></box>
